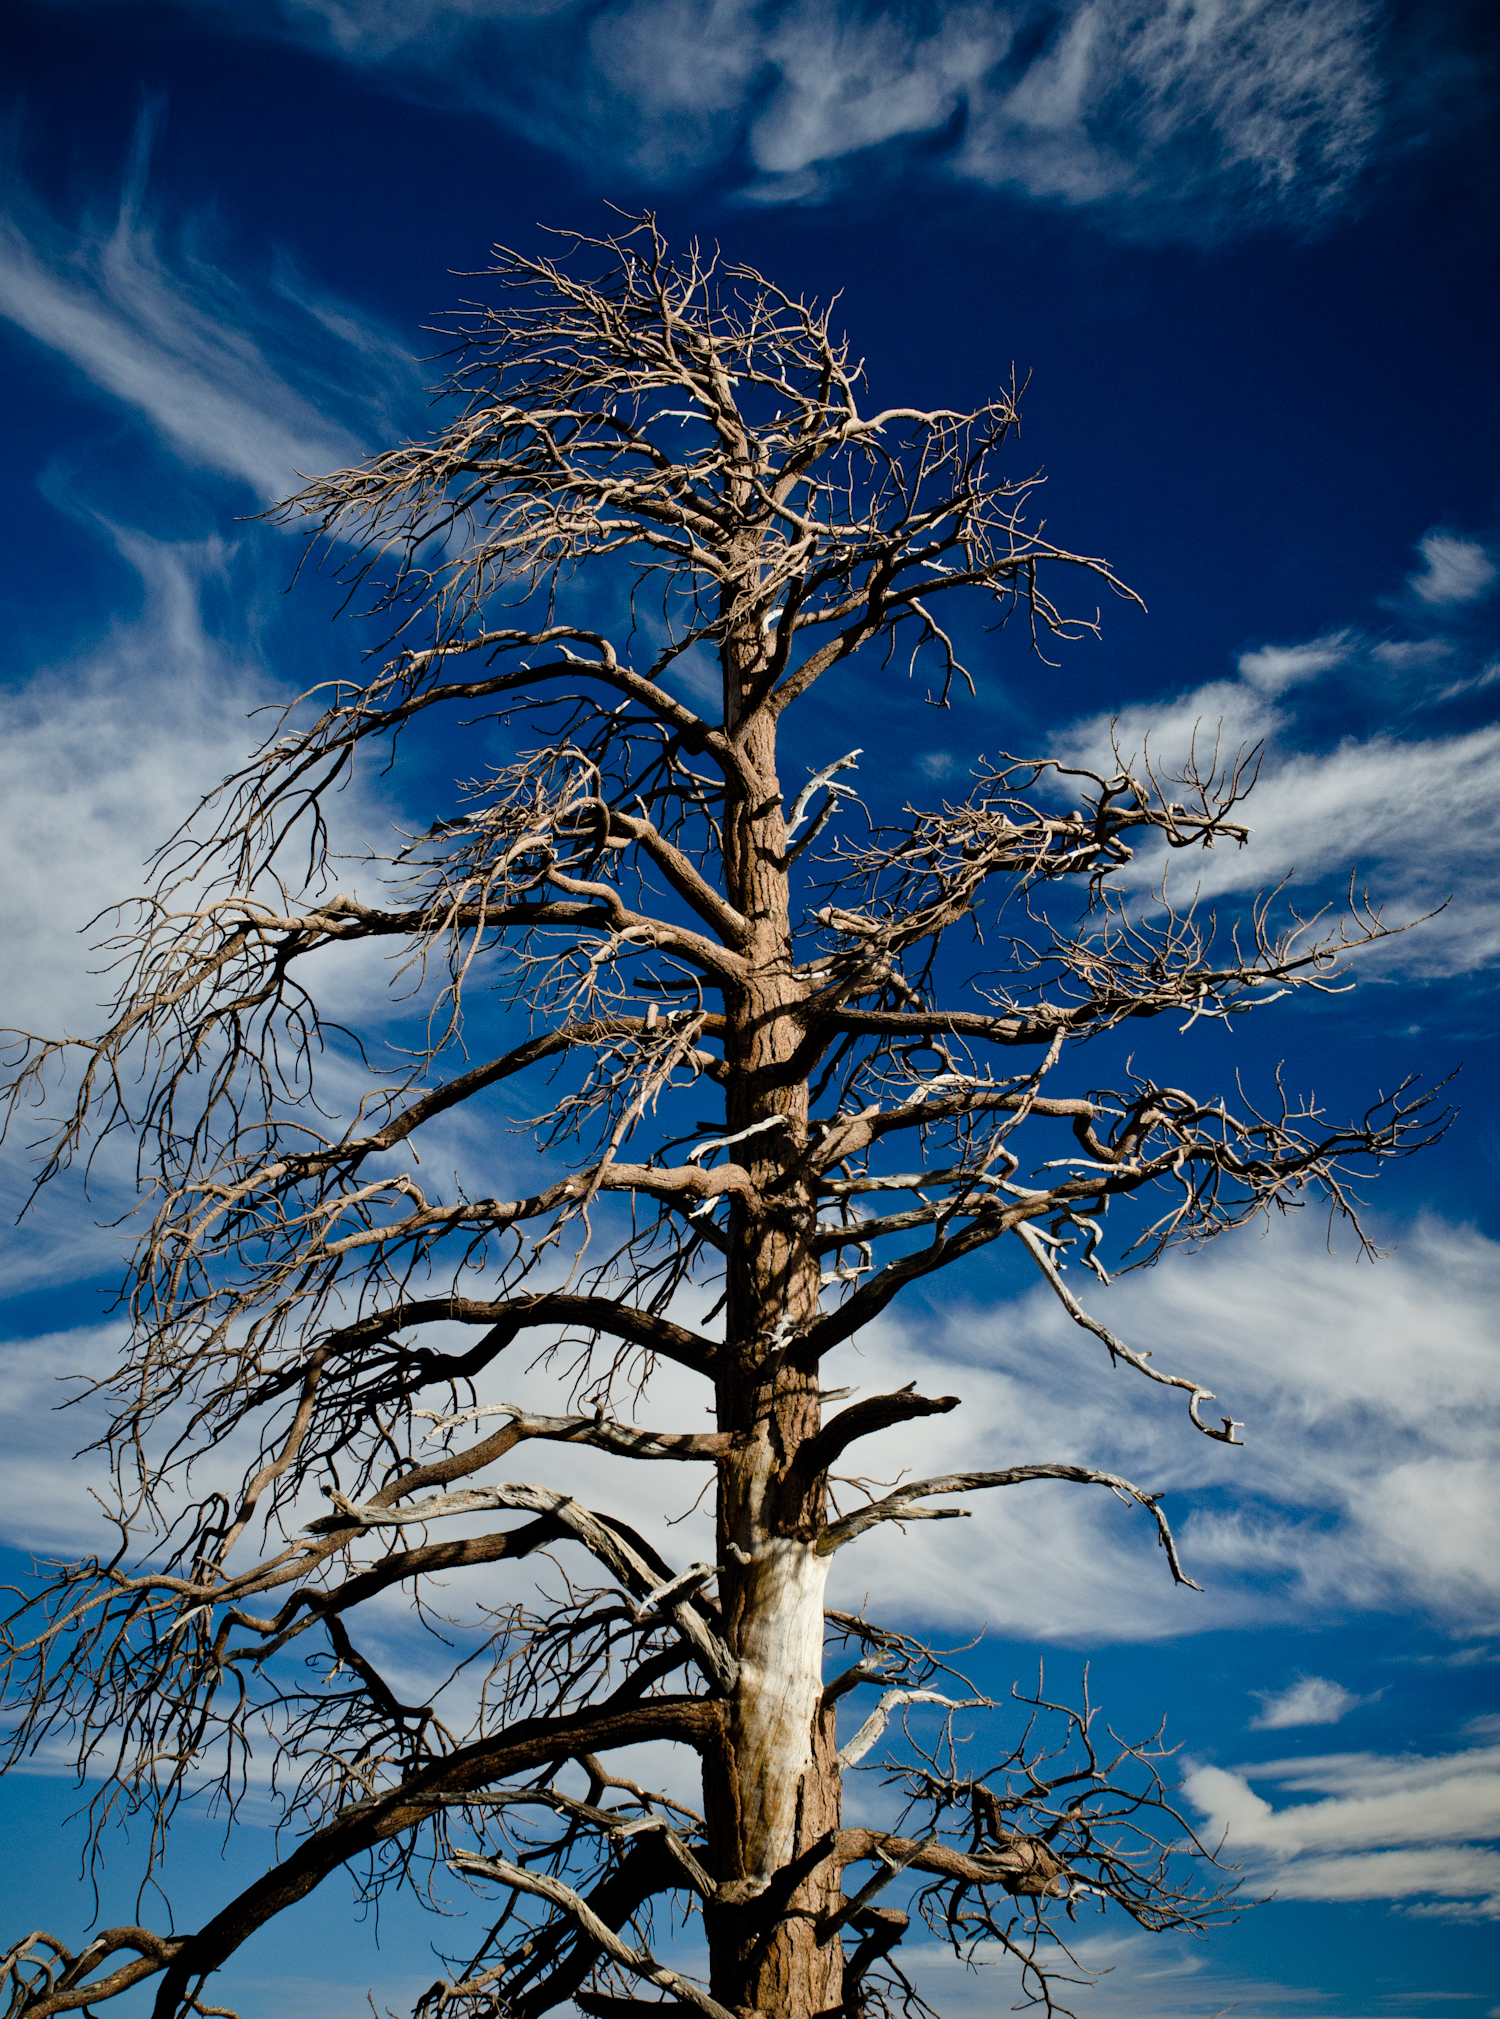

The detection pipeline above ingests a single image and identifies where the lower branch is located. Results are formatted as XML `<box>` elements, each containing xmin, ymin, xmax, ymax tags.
<box><xmin>450</xmin><ymin>1854</ymin><xmax>734</xmax><ymax>2019</ymax></box>
<box><xmin>147</xmin><ymin>1698</ymin><xmax>717</xmax><ymax>2019</ymax></box>
<box><xmin>1</xmin><ymin>1930</ymin><xmax>196</xmax><ymax>2019</ymax></box>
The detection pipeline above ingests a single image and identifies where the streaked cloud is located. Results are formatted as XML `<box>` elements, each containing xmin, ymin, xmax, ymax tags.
<box><xmin>0</xmin><ymin>137</ymin><xmax>417</xmax><ymax>499</ymax></box>
<box><xmin>0</xmin><ymin>514</ymin><xmax>412</xmax><ymax>1299</ymax></box>
<box><xmin>906</xmin><ymin>1925</ymin><xmax>1473</xmax><ymax>2018</ymax></box>
<box><xmin>0</xmin><ymin>523</ymin><xmax>272</xmax><ymax>1294</ymax></box>
<box><xmin>0</xmin><ymin>219</ymin><xmax>344</xmax><ymax>499</ymax></box>
<box><xmin>0</xmin><ymin>527</ymin><xmax>267</xmax><ymax>1041</ymax></box>
<box><xmin>1186</xmin><ymin>1743</ymin><xmax>1500</xmax><ymax>1918</ymax></box>
<box><xmin>1370</xmin><ymin>636</ymin><xmax>1456</xmax><ymax>668</ymax></box>
<box><xmin>946</xmin><ymin>0</ymin><xmax>1382</xmax><ymax>218</ymax></box>
<box><xmin>1067</xmin><ymin>706</ymin><xmax>1500</xmax><ymax>977</ymax></box>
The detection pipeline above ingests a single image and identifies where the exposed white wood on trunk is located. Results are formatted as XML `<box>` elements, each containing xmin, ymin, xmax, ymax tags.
<box><xmin>731</xmin><ymin>1537</ymin><xmax>832</xmax><ymax>1878</ymax></box>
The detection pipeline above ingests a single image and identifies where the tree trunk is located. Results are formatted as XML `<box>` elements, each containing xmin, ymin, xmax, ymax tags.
<box><xmin>707</xmin><ymin>638</ymin><xmax>844</xmax><ymax>2017</ymax></box>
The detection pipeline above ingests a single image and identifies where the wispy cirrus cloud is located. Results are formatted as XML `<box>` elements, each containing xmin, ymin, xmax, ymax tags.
<box><xmin>1409</xmin><ymin>530</ymin><xmax>1498</xmax><ymax>609</ymax></box>
<box><xmin>0</xmin><ymin>128</ymin><xmax>418</xmax><ymax>500</ymax></box>
<box><xmin>812</xmin><ymin>1212</ymin><xmax>1500</xmax><ymax>1644</ymax></box>
<box><xmin>0</xmin><ymin>148</ymin><xmax>429</xmax><ymax>1292</ymax></box>
<box><xmin>1235</xmin><ymin>630</ymin><xmax>1355</xmax><ymax>695</ymax></box>
<box><xmin>0</xmin><ymin>520</ymin><xmax>279</xmax><ymax>1294</ymax></box>
<box><xmin>0</xmin><ymin>505</ymin><xmax>436</xmax><ymax>1304</ymax></box>
<box><xmin>37</xmin><ymin>0</ymin><xmax>1436</xmax><ymax>236</ymax></box>
<box><xmin>0</xmin><ymin>535</ymin><xmax>254</xmax><ymax>1029</ymax></box>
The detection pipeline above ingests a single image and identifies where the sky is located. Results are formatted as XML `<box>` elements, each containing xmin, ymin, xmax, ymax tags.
<box><xmin>0</xmin><ymin>2</ymin><xmax>1498</xmax><ymax>2016</ymax></box>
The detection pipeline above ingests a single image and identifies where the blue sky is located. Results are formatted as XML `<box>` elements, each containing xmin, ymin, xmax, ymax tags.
<box><xmin>0</xmin><ymin>2</ymin><xmax>1498</xmax><ymax>2016</ymax></box>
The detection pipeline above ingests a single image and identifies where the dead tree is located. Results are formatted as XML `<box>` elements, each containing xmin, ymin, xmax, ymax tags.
<box><xmin>0</xmin><ymin>218</ymin><xmax>1439</xmax><ymax>2019</ymax></box>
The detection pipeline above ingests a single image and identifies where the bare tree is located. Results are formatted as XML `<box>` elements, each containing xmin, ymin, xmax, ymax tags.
<box><xmin>0</xmin><ymin>218</ymin><xmax>1439</xmax><ymax>2019</ymax></box>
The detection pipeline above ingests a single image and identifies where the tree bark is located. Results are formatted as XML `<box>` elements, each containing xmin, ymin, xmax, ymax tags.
<box><xmin>708</xmin><ymin>634</ymin><xmax>844</xmax><ymax>2018</ymax></box>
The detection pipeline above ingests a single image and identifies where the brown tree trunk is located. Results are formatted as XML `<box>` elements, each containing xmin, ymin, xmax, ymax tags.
<box><xmin>706</xmin><ymin>636</ymin><xmax>844</xmax><ymax>2017</ymax></box>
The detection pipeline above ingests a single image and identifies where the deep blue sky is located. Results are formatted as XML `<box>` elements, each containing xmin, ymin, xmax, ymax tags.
<box><xmin>1</xmin><ymin>3</ymin><xmax>1498</xmax><ymax>2016</ymax></box>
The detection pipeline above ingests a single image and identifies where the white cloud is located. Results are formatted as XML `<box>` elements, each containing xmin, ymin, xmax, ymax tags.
<box><xmin>1187</xmin><ymin>1752</ymin><xmax>1500</xmax><ymax>1853</ymax></box>
<box><xmin>0</xmin><ymin>151</ymin><xmax>445</xmax><ymax>1297</ymax></box>
<box><xmin>745</xmin><ymin>5</ymin><xmax>1014</xmax><ymax>182</ymax></box>
<box><xmin>955</xmin><ymin>0</ymin><xmax>1382</xmax><ymax>216</ymax></box>
<box><xmin>1371</xmin><ymin>636</ymin><xmax>1456</xmax><ymax>668</ymax></box>
<box><xmin>0</xmin><ymin>509</ymin><xmax>422</xmax><ymax>1301</ymax></box>
<box><xmin>1262</xmin><ymin>1843</ymin><xmax>1500</xmax><ymax>1913</ymax></box>
<box><xmin>1250</xmin><ymin>1675</ymin><xmax>1365</xmax><ymax>1729</ymax></box>
<box><xmin>1068</xmin><ymin>672</ymin><xmax>1283</xmax><ymax>772</ymax></box>
<box><xmin>614</xmin><ymin>0</ymin><xmax>1387</xmax><ymax>224</ymax></box>
<box><xmin>1188</xmin><ymin>724</ymin><xmax>1500</xmax><ymax>967</ymax></box>
<box><xmin>0</xmin><ymin>1324</ymin><xmax>126</xmax><ymax>1553</ymax></box>
<box><xmin>1185</xmin><ymin>1745</ymin><xmax>1500</xmax><ymax>1917</ymax></box>
<box><xmin>1410</xmin><ymin>532</ymin><xmax>1497</xmax><ymax>609</ymax></box>
<box><xmin>0</xmin><ymin>524</ymin><xmax>279</xmax><ymax>1293</ymax></box>
<box><xmin>0</xmin><ymin>220</ymin><xmax>343</xmax><ymax>500</ymax></box>
<box><xmin>0</xmin><ymin>143</ymin><xmax>416</xmax><ymax>499</ymax></box>
<box><xmin>1435</xmin><ymin>657</ymin><xmax>1500</xmax><ymax>703</ymax></box>
<box><xmin>1238</xmin><ymin>631</ymin><xmax>1353</xmax><ymax>693</ymax></box>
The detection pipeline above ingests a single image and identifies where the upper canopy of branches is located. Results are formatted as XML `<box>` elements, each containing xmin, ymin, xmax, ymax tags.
<box><xmin>276</xmin><ymin>213</ymin><xmax>1133</xmax><ymax>683</ymax></box>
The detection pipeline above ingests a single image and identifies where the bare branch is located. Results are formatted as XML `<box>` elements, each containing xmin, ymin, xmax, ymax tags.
<box><xmin>449</xmin><ymin>1853</ymin><xmax>735</xmax><ymax>2019</ymax></box>
<box><xmin>818</xmin><ymin>1467</ymin><xmax>1201</xmax><ymax>1589</ymax></box>
<box><xmin>1014</xmin><ymin>1223</ymin><xmax>1242</xmax><ymax>1442</ymax></box>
